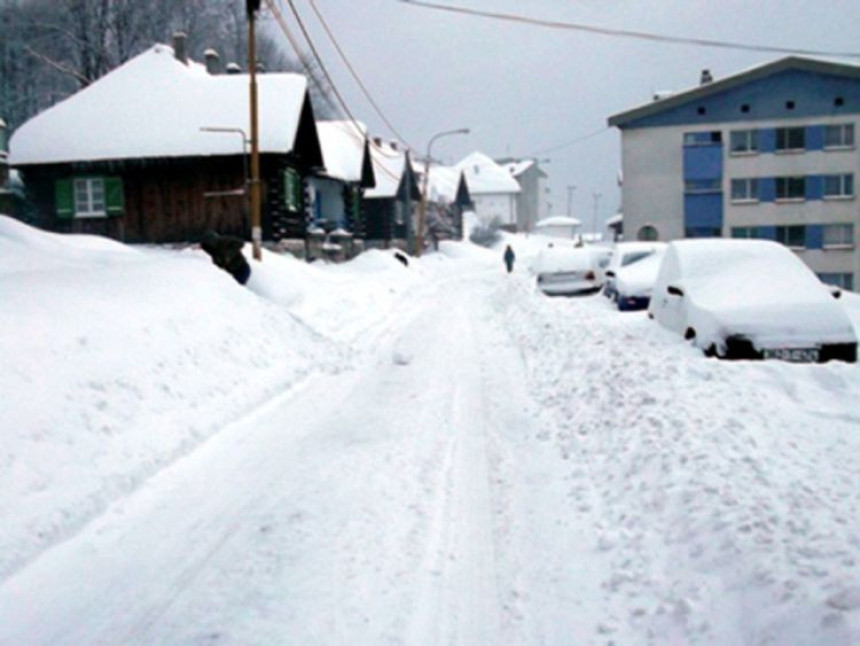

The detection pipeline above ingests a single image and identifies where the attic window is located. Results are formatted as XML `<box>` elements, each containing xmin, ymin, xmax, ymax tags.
<box><xmin>740</xmin><ymin>104</ymin><xmax>750</xmax><ymax>113</ymax></box>
<box><xmin>697</xmin><ymin>106</ymin><xmax>707</xmax><ymax>116</ymax></box>
<box><xmin>786</xmin><ymin>100</ymin><xmax>795</xmax><ymax>110</ymax></box>
<box><xmin>835</xmin><ymin>97</ymin><xmax>845</xmax><ymax>107</ymax></box>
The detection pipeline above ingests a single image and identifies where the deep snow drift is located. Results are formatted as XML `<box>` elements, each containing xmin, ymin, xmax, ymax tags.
<box><xmin>2</xmin><ymin>216</ymin><xmax>860</xmax><ymax>645</ymax></box>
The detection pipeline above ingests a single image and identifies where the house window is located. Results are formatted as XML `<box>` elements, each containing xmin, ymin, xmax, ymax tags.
<box><xmin>775</xmin><ymin>176</ymin><xmax>805</xmax><ymax>200</ymax></box>
<box><xmin>730</xmin><ymin>178</ymin><xmax>759</xmax><ymax>202</ymax></box>
<box><xmin>823</xmin><ymin>174</ymin><xmax>854</xmax><ymax>199</ymax></box>
<box><xmin>729</xmin><ymin>130</ymin><xmax>758</xmax><ymax>154</ymax></box>
<box><xmin>775</xmin><ymin>127</ymin><xmax>805</xmax><ymax>152</ymax></box>
<box><xmin>732</xmin><ymin>226</ymin><xmax>763</xmax><ymax>239</ymax></box>
<box><xmin>685</xmin><ymin>227</ymin><xmax>722</xmax><ymax>238</ymax></box>
<box><xmin>823</xmin><ymin>223</ymin><xmax>854</xmax><ymax>248</ymax></box>
<box><xmin>684</xmin><ymin>179</ymin><xmax>721</xmax><ymax>193</ymax></box>
<box><xmin>683</xmin><ymin>131</ymin><xmax>722</xmax><ymax>146</ymax></box>
<box><xmin>637</xmin><ymin>225</ymin><xmax>659</xmax><ymax>241</ymax></box>
<box><xmin>824</xmin><ymin>124</ymin><xmax>855</xmax><ymax>149</ymax></box>
<box><xmin>74</xmin><ymin>178</ymin><xmax>106</xmax><ymax>217</ymax></box>
<box><xmin>775</xmin><ymin>225</ymin><xmax>806</xmax><ymax>248</ymax></box>
<box><xmin>819</xmin><ymin>273</ymin><xmax>853</xmax><ymax>290</ymax></box>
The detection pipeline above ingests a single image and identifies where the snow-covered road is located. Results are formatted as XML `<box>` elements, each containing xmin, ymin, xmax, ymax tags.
<box><xmin>4</xmin><ymin>218</ymin><xmax>860</xmax><ymax>645</ymax></box>
<box><xmin>0</xmin><ymin>266</ymin><xmax>538</xmax><ymax>645</ymax></box>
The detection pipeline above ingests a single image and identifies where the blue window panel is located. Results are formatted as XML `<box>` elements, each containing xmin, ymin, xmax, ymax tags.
<box><xmin>684</xmin><ymin>193</ymin><xmax>723</xmax><ymax>229</ymax></box>
<box><xmin>758</xmin><ymin>225</ymin><xmax>777</xmax><ymax>240</ymax></box>
<box><xmin>759</xmin><ymin>128</ymin><xmax>776</xmax><ymax>153</ymax></box>
<box><xmin>683</xmin><ymin>144</ymin><xmax>723</xmax><ymax>180</ymax></box>
<box><xmin>806</xmin><ymin>224</ymin><xmax>824</xmax><ymax>249</ymax></box>
<box><xmin>758</xmin><ymin>177</ymin><xmax>776</xmax><ymax>202</ymax></box>
<box><xmin>806</xmin><ymin>125</ymin><xmax>825</xmax><ymax>151</ymax></box>
<box><xmin>805</xmin><ymin>175</ymin><xmax>823</xmax><ymax>201</ymax></box>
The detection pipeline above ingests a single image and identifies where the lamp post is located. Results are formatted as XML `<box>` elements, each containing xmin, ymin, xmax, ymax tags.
<box><xmin>415</xmin><ymin>127</ymin><xmax>470</xmax><ymax>257</ymax></box>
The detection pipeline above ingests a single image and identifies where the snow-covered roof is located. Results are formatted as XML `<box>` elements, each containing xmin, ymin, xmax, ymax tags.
<box><xmin>424</xmin><ymin>164</ymin><xmax>462</xmax><ymax>203</ymax></box>
<box><xmin>10</xmin><ymin>44</ymin><xmax>309</xmax><ymax>165</ymax></box>
<box><xmin>505</xmin><ymin>160</ymin><xmax>534</xmax><ymax>177</ymax></box>
<box><xmin>535</xmin><ymin>215</ymin><xmax>581</xmax><ymax>228</ymax></box>
<box><xmin>605</xmin><ymin>213</ymin><xmax>623</xmax><ymax>227</ymax></box>
<box><xmin>455</xmin><ymin>152</ymin><xmax>520</xmax><ymax>196</ymax></box>
<box><xmin>316</xmin><ymin>120</ymin><xmax>367</xmax><ymax>183</ymax></box>
<box><xmin>366</xmin><ymin>140</ymin><xmax>407</xmax><ymax>199</ymax></box>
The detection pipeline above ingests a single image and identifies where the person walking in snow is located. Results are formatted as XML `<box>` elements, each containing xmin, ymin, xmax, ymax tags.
<box><xmin>201</xmin><ymin>230</ymin><xmax>252</xmax><ymax>285</ymax></box>
<box><xmin>503</xmin><ymin>244</ymin><xmax>515</xmax><ymax>273</ymax></box>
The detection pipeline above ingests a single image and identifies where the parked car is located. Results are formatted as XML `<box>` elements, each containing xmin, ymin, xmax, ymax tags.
<box><xmin>534</xmin><ymin>244</ymin><xmax>612</xmax><ymax>296</ymax></box>
<box><xmin>603</xmin><ymin>242</ymin><xmax>665</xmax><ymax>301</ymax></box>
<box><xmin>613</xmin><ymin>246</ymin><xmax>667</xmax><ymax>311</ymax></box>
<box><xmin>648</xmin><ymin>239</ymin><xmax>857</xmax><ymax>362</ymax></box>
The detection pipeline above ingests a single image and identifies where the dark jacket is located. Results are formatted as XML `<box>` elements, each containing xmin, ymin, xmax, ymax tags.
<box><xmin>201</xmin><ymin>231</ymin><xmax>251</xmax><ymax>284</ymax></box>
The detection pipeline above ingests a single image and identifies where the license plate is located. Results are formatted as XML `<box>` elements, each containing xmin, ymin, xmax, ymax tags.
<box><xmin>763</xmin><ymin>348</ymin><xmax>820</xmax><ymax>362</ymax></box>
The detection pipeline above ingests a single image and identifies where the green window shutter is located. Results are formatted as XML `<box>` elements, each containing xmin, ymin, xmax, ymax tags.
<box><xmin>105</xmin><ymin>176</ymin><xmax>124</xmax><ymax>216</ymax></box>
<box><xmin>55</xmin><ymin>178</ymin><xmax>74</xmax><ymax>219</ymax></box>
<box><xmin>284</xmin><ymin>168</ymin><xmax>303</xmax><ymax>211</ymax></box>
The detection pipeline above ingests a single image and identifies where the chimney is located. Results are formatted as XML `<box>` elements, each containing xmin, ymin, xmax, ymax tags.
<box><xmin>226</xmin><ymin>62</ymin><xmax>242</xmax><ymax>75</ymax></box>
<box><xmin>172</xmin><ymin>32</ymin><xmax>188</xmax><ymax>65</ymax></box>
<box><xmin>373</xmin><ymin>137</ymin><xmax>383</xmax><ymax>147</ymax></box>
<box><xmin>700</xmin><ymin>69</ymin><xmax>713</xmax><ymax>85</ymax></box>
<box><xmin>390</xmin><ymin>142</ymin><xmax>398</xmax><ymax>151</ymax></box>
<box><xmin>204</xmin><ymin>48</ymin><xmax>220</xmax><ymax>75</ymax></box>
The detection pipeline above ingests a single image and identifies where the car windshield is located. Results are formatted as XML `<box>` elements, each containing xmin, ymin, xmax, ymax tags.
<box><xmin>621</xmin><ymin>251</ymin><xmax>653</xmax><ymax>267</ymax></box>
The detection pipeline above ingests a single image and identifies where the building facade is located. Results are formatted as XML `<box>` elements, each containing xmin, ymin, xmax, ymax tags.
<box><xmin>609</xmin><ymin>57</ymin><xmax>860</xmax><ymax>290</ymax></box>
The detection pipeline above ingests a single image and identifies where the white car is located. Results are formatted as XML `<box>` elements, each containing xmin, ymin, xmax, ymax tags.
<box><xmin>602</xmin><ymin>242</ymin><xmax>665</xmax><ymax>301</ymax></box>
<box><xmin>648</xmin><ymin>239</ymin><xmax>857</xmax><ymax>362</ymax></box>
<box><xmin>613</xmin><ymin>246</ymin><xmax>667</xmax><ymax>311</ymax></box>
<box><xmin>534</xmin><ymin>245</ymin><xmax>612</xmax><ymax>296</ymax></box>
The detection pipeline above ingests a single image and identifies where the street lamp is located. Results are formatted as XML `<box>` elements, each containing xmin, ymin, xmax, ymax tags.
<box><xmin>415</xmin><ymin>127</ymin><xmax>470</xmax><ymax>257</ymax></box>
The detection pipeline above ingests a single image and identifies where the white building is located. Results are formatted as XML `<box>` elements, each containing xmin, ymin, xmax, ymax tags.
<box><xmin>609</xmin><ymin>57</ymin><xmax>860</xmax><ymax>290</ymax></box>
<box><xmin>455</xmin><ymin>151</ymin><xmax>520</xmax><ymax>229</ymax></box>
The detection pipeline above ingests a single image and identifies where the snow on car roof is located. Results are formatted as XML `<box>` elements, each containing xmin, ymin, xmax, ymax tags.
<box><xmin>535</xmin><ymin>245</ymin><xmax>609</xmax><ymax>273</ymax></box>
<box><xmin>10</xmin><ymin>44</ymin><xmax>309</xmax><ymax>165</ymax></box>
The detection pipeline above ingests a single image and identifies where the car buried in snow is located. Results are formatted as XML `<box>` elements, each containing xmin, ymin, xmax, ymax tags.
<box><xmin>534</xmin><ymin>244</ymin><xmax>612</xmax><ymax>296</ymax></box>
<box><xmin>612</xmin><ymin>246</ymin><xmax>667</xmax><ymax>311</ymax></box>
<box><xmin>602</xmin><ymin>241</ymin><xmax>665</xmax><ymax>302</ymax></box>
<box><xmin>648</xmin><ymin>239</ymin><xmax>857</xmax><ymax>362</ymax></box>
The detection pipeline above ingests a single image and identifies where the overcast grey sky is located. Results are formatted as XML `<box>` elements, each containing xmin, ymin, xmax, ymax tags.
<box><xmin>270</xmin><ymin>0</ymin><xmax>860</xmax><ymax>230</ymax></box>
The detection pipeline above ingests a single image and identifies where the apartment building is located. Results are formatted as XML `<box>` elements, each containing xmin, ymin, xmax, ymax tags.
<box><xmin>609</xmin><ymin>57</ymin><xmax>860</xmax><ymax>289</ymax></box>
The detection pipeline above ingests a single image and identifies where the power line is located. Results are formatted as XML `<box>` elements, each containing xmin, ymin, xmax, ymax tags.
<box><xmin>307</xmin><ymin>0</ymin><xmax>415</xmax><ymax>150</ymax></box>
<box><xmin>399</xmin><ymin>0</ymin><xmax>860</xmax><ymax>59</ymax></box>
<box><xmin>528</xmin><ymin>126</ymin><xmax>611</xmax><ymax>157</ymax></box>
<box><xmin>263</xmin><ymin>0</ymin><xmax>342</xmax><ymax>117</ymax></box>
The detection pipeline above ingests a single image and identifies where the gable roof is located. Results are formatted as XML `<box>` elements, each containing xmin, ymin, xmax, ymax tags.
<box><xmin>10</xmin><ymin>44</ymin><xmax>311</xmax><ymax>166</ymax></box>
<box><xmin>366</xmin><ymin>140</ymin><xmax>412</xmax><ymax>199</ymax></box>
<box><xmin>608</xmin><ymin>56</ymin><xmax>860</xmax><ymax>129</ymax></box>
<box><xmin>316</xmin><ymin>120</ymin><xmax>375</xmax><ymax>187</ymax></box>
<box><xmin>455</xmin><ymin>151</ymin><xmax>520</xmax><ymax>195</ymax></box>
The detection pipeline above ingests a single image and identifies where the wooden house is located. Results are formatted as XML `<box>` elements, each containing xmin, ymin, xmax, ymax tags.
<box><xmin>8</xmin><ymin>39</ymin><xmax>323</xmax><ymax>244</ymax></box>
<box><xmin>310</xmin><ymin>120</ymin><xmax>376</xmax><ymax>235</ymax></box>
<box><xmin>363</xmin><ymin>139</ymin><xmax>420</xmax><ymax>248</ymax></box>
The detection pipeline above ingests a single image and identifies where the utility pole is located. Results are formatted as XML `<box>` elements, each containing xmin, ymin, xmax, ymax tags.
<box><xmin>415</xmin><ymin>127</ymin><xmax>469</xmax><ymax>257</ymax></box>
<box><xmin>247</xmin><ymin>0</ymin><xmax>263</xmax><ymax>261</ymax></box>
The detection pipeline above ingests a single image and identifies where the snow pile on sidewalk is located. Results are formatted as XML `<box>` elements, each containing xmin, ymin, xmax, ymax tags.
<box><xmin>491</xmin><ymin>270</ymin><xmax>860</xmax><ymax>645</ymax></box>
<box><xmin>0</xmin><ymin>216</ymin><xmax>413</xmax><ymax>580</ymax></box>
